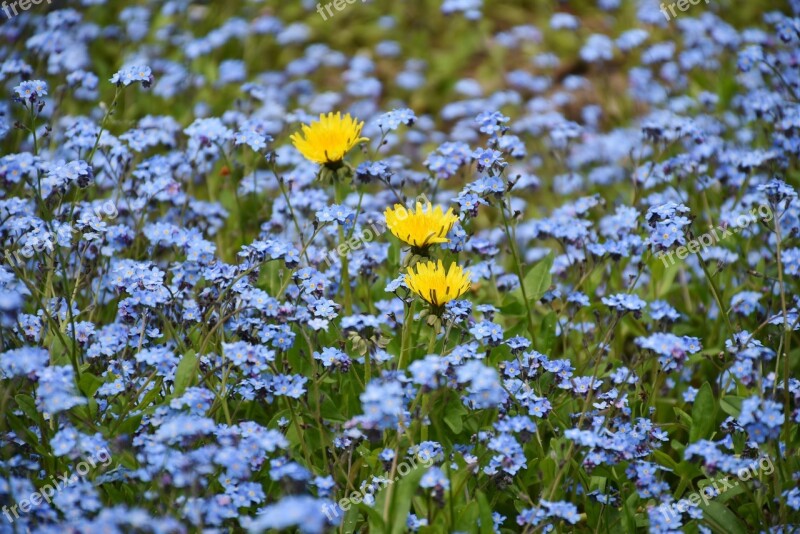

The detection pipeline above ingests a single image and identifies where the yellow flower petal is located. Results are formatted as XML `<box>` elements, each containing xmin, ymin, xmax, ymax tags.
<box><xmin>290</xmin><ymin>112</ymin><xmax>369</xmax><ymax>165</ymax></box>
<box><xmin>405</xmin><ymin>260</ymin><xmax>471</xmax><ymax>307</ymax></box>
<box><xmin>384</xmin><ymin>202</ymin><xmax>459</xmax><ymax>249</ymax></box>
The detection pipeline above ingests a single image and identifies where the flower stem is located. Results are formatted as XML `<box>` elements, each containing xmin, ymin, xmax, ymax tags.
<box><xmin>696</xmin><ymin>251</ymin><xmax>735</xmax><ymax>335</ymax></box>
<box><xmin>427</xmin><ymin>327</ymin><xmax>437</xmax><ymax>355</ymax></box>
<box><xmin>334</xmin><ymin>182</ymin><xmax>353</xmax><ymax>315</ymax></box>
<box><xmin>87</xmin><ymin>87</ymin><xmax>120</xmax><ymax>163</ymax></box>
<box><xmin>500</xmin><ymin>202</ymin><xmax>537</xmax><ymax>341</ymax></box>
<box><xmin>398</xmin><ymin>300</ymin><xmax>414</xmax><ymax>370</ymax></box>
<box><xmin>773</xmin><ymin>206</ymin><xmax>792</xmax><ymax>527</ymax></box>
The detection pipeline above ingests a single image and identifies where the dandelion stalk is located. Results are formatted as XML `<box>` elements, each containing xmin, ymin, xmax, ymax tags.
<box><xmin>398</xmin><ymin>299</ymin><xmax>414</xmax><ymax>370</ymax></box>
<box><xmin>427</xmin><ymin>327</ymin><xmax>438</xmax><ymax>355</ymax></box>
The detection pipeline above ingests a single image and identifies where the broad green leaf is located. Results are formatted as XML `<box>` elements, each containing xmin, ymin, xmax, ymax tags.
<box><xmin>78</xmin><ymin>372</ymin><xmax>104</xmax><ymax>397</ymax></box>
<box><xmin>359</xmin><ymin>501</ymin><xmax>386</xmax><ymax>533</ymax></box>
<box><xmin>116</xmin><ymin>414</ymin><xmax>143</xmax><ymax>436</ymax></box>
<box><xmin>623</xmin><ymin>492</ymin><xmax>638</xmax><ymax>533</ymax></box>
<box><xmin>690</xmin><ymin>382</ymin><xmax>717</xmax><ymax>442</ymax></box>
<box><xmin>522</xmin><ymin>254</ymin><xmax>553</xmax><ymax>302</ymax></box>
<box><xmin>477</xmin><ymin>491</ymin><xmax>495</xmax><ymax>534</ymax></box>
<box><xmin>443</xmin><ymin>399</ymin><xmax>468</xmax><ymax>434</ymax></box>
<box><xmin>320</xmin><ymin>397</ymin><xmax>347</xmax><ymax>423</ymax></box>
<box><xmin>14</xmin><ymin>394</ymin><xmax>39</xmax><ymax>422</ymax></box>
<box><xmin>675</xmin><ymin>460</ymin><xmax>703</xmax><ymax>480</ymax></box>
<box><xmin>539</xmin><ymin>311</ymin><xmax>557</xmax><ymax>355</ymax></box>
<box><xmin>652</xmin><ymin>450</ymin><xmax>679</xmax><ymax>471</ymax></box>
<box><xmin>6</xmin><ymin>412</ymin><xmax>42</xmax><ymax>452</ymax></box>
<box><xmin>172</xmin><ymin>350</ymin><xmax>197</xmax><ymax>397</ymax></box>
<box><xmin>589</xmin><ymin>475</ymin><xmax>608</xmax><ymax>493</ymax></box>
<box><xmin>453</xmin><ymin>501</ymin><xmax>479</xmax><ymax>531</ymax></box>
<box><xmin>499</xmin><ymin>293</ymin><xmax>526</xmax><ymax>316</ymax></box>
<box><xmin>720</xmin><ymin>396</ymin><xmax>743</xmax><ymax>417</ymax></box>
<box><xmin>651</xmin><ymin>250</ymin><xmax>681</xmax><ymax>297</ymax></box>
<box><xmin>673</xmin><ymin>407</ymin><xmax>693</xmax><ymax>428</ymax></box>
<box><xmin>133</xmin><ymin>378</ymin><xmax>165</xmax><ymax>415</ymax></box>
<box><xmin>342</xmin><ymin>501</ymin><xmax>362</xmax><ymax>533</ymax></box>
<box><xmin>389</xmin><ymin>466</ymin><xmax>426</xmax><ymax>534</ymax></box>
<box><xmin>701</xmin><ymin>501</ymin><xmax>748</xmax><ymax>534</ymax></box>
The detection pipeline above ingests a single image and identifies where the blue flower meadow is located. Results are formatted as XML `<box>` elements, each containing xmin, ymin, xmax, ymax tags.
<box><xmin>1</xmin><ymin>1</ymin><xmax>799</xmax><ymax>533</ymax></box>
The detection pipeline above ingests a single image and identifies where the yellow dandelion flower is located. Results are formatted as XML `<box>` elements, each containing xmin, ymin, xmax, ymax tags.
<box><xmin>290</xmin><ymin>112</ymin><xmax>368</xmax><ymax>165</ymax></box>
<box><xmin>384</xmin><ymin>201</ymin><xmax>459</xmax><ymax>249</ymax></box>
<box><xmin>405</xmin><ymin>260</ymin><xmax>471</xmax><ymax>307</ymax></box>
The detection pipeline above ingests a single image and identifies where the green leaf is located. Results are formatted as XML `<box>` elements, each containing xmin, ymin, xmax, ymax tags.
<box><xmin>320</xmin><ymin>396</ymin><xmax>346</xmax><ymax>422</ymax></box>
<box><xmin>589</xmin><ymin>475</ymin><xmax>608</xmax><ymax>493</ymax></box>
<box><xmin>389</xmin><ymin>466</ymin><xmax>426</xmax><ymax>534</ymax></box>
<box><xmin>453</xmin><ymin>501</ymin><xmax>479</xmax><ymax>531</ymax></box>
<box><xmin>477</xmin><ymin>491</ymin><xmax>495</xmax><ymax>534</ymax></box>
<box><xmin>342</xmin><ymin>501</ymin><xmax>362</xmax><ymax>533</ymax></box>
<box><xmin>675</xmin><ymin>459</ymin><xmax>703</xmax><ymax>480</ymax></box>
<box><xmin>499</xmin><ymin>293</ymin><xmax>526</xmax><ymax>316</ymax></box>
<box><xmin>701</xmin><ymin>501</ymin><xmax>748</xmax><ymax>534</ymax></box>
<box><xmin>539</xmin><ymin>311</ymin><xmax>557</xmax><ymax>355</ymax></box>
<box><xmin>134</xmin><ymin>378</ymin><xmax>165</xmax><ymax>415</ymax></box>
<box><xmin>6</xmin><ymin>412</ymin><xmax>42</xmax><ymax>452</ymax></box>
<box><xmin>116</xmin><ymin>451</ymin><xmax>140</xmax><ymax>470</ymax></box>
<box><xmin>172</xmin><ymin>350</ymin><xmax>197</xmax><ymax>398</ymax></box>
<box><xmin>651</xmin><ymin>250</ymin><xmax>681</xmax><ymax>296</ymax></box>
<box><xmin>720</xmin><ymin>396</ymin><xmax>743</xmax><ymax>417</ymax></box>
<box><xmin>690</xmin><ymin>382</ymin><xmax>717</xmax><ymax>442</ymax></box>
<box><xmin>716</xmin><ymin>482</ymin><xmax>745</xmax><ymax>503</ymax></box>
<box><xmin>652</xmin><ymin>450</ymin><xmax>679</xmax><ymax>471</ymax></box>
<box><xmin>522</xmin><ymin>254</ymin><xmax>553</xmax><ymax>303</ymax></box>
<box><xmin>623</xmin><ymin>492</ymin><xmax>638</xmax><ymax>533</ymax></box>
<box><xmin>14</xmin><ymin>394</ymin><xmax>39</xmax><ymax>422</ymax></box>
<box><xmin>359</xmin><ymin>501</ymin><xmax>386</xmax><ymax>533</ymax></box>
<box><xmin>78</xmin><ymin>372</ymin><xmax>104</xmax><ymax>397</ymax></box>
<box><xmin>673</xmin><ymin>407</ymin><xmax>693</xmax><ymax>429</ymax></box>
<box><xmin>443</xmin><ymin>399</ymin><xmax>468</xmax><ymax>434</ymax></box>
<box><xmin>116</xmin><ymin>414</ymin><xmax>144</xmax><ymax>436</ymax></box>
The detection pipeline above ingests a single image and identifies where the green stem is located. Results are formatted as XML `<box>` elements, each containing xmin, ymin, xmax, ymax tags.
<box><xmin>219</xmin><ymin>364</ymin><xmax>233</xmax><ymax>426</ymax></box>
<box><xmin>772</xmin><ymin>207</ymin><xmax>791</xmax><ymax>527</ymax></box>
<box><xmin>500</xmin><ymin>202</ymin><xmax>537</xmax><ymax>342</ymax></box>
<box><xmin>696</xmin><ymin>252</ymin><xmax>734</xmax><ymax>336</ymax></box>
<box><xmin>382</xmin><ymin>446</ymin><xmax>400</xmax><ymax>525</ymax></box>
<box><xmin>87</xmin><ymin>87</ymin><xmax>121</xmax><ymax>163</ymax></box>
<box><xmin>30</xmin><ymin>105</ymin><xmax>38</xmax><ymax>156</ymax></box>
<box><xmin>398</xmin><ymin>300</ymin><xmax>414</xmax><ymax>370</ymax></box>
<box><xmin>277</xmin><ymin>177</ymin><xmax>310</xmax><ymax>263</ymax></box>
<box><xmin>285</xmin><ymin>397</ymin><xmax>313</xmax><ymax>468</ymax></box>
<box><xmin>338</xmin><ymin>225</ymin><xmax>353</xmax><ymax>315</ymax></box>
<box><xmin>334</xmin><ymin>182</ymin><xmax>353</xmax><ymax>315</ymax></box>
<box><xmin>427</xmin><ymin>328</ymin><xmax>437</xmax><ymax>355</ymax></box>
